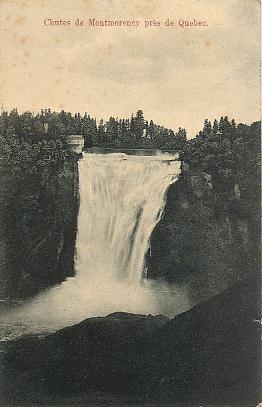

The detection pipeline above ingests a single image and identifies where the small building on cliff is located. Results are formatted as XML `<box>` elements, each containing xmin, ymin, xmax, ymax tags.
<box><xmin>67</xmin><ymin>135</ymin><xmax>84</xmax><ymax>154</ymax></box>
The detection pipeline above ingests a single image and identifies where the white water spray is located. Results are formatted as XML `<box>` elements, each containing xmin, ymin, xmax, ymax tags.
<box><xmin>1</xmin><ymin>152</ymin><xmax>191</xmax><ymax>340</ymax></box>
<box><xmin>77</xmin><ymin>153</ymin><xmax>179</xmax><ymax>283</ymax></box>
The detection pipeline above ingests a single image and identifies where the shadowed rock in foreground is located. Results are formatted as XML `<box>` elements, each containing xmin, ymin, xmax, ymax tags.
<box><xmin>0</xmin><ymin>274</ymin><xmax>260</xmax><ymax>406</ymax></box>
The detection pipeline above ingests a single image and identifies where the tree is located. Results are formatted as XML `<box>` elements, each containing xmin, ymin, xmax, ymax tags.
<box><xmin>134</xmin><ymin>110</ymin><xmax>144</xmax><ymax>141</ymax></box>
<box><xmin>212</xmin><ymin>119</ymin><xmax>219</xmax><ymax>136</ymax></box>
<box><xmin>148</xmin><ymin>120</ymin><xmax>155</xmax><ymax>139</ymax></box>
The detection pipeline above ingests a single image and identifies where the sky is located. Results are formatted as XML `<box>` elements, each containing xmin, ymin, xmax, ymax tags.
<box><xmin>0</xmin><ymin>0</ymin><xmax>261</xmax><ymax>137</ymax></box>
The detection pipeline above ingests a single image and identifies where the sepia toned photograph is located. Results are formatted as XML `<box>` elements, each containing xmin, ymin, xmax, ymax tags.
<box><xmin>0</xmin><ymin>0</ymin><xmax>261</xmax><ymax>405</ymax></box>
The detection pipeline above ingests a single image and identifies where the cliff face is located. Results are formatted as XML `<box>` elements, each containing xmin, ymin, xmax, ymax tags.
<box><xmin>146</xmin><ymin>166</ymin><xmax>260</xmax><ymax>304</ymax></box>
<box><xmin>0</xmin><ymin>160</ymin><xmax>79</xmax><ymax>300</ymax></box>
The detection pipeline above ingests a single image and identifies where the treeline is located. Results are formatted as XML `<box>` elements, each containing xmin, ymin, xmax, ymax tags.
<box><xmin>1</xmin><ymin>110</ymin><xmax>260</xmax><ymax>178</ymax></box>
<box><xmin>0</xmin><ymin>108</ymin><xmax>187</xmax><ymax>151</ymax></box>
<box><xmin>84</xmin><ymin>110</ymin><xmax>187</xmax><ymax>150</ymax></box>
<box><xmin>180</xmin><ymin>117</ymin><xmax>260</xmax><ymax>175</ymax></box>
<box><xmin>0</xmin><ymin>109</ymin><xmax>77</xmax><ymax>180</ymax></box>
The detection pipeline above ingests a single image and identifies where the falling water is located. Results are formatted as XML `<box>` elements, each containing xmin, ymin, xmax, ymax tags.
<box><xmin>77</xmin><ymin>153</ymin><xmax>179</xmax><ymax>283</ymax></box>
<box><xmin>0</xmin><ymin>152</ymin><xmax>191</xmax><ymax>340</ymax></box>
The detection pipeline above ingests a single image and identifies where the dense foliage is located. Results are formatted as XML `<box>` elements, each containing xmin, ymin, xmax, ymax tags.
<box><xmin>180</xmin><ymin>117</ymin><xmax>261</xmax><ymax>223</ymax></box>
<box><xmin>87</xmin><ymin>110</ymin><xmax>187</xmax><ymax>150</ymax></box>
<box><xmin>0</xmin><ymin>109</ymin><xmax>186</xmax><ymax>177</ymax></box>
<box><xmin>180</xmin><ymin>117</ymin><xmax>260</xmax><ymax>175</ymax></box>
<box><xmin>0</xmin><ymin>109</ymin><xmax>78</xmax><ymax>182</ymax></box>
<box><xmin>1</xmin><ymin>110</ymin><xmax>260</xmax><ymax>179</ymax></box>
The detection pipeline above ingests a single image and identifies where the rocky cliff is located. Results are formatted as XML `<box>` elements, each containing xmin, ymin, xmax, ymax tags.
<box><xmin>0</xmin><ymin>160</ymin><xmax>79</xmax><ymax>300</ymax></box>
<box><xmin>146</xmin><ymin>166</ymin><xmax>260</xmax><ymax>304</ymax></box>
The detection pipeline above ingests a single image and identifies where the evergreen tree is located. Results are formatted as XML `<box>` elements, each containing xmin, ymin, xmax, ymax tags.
<box><xmin>212</xmin><ymin>119</ymin><xmax>219</xmax><ymax>136</ymax></box>
<box><xmin>134</xmin><ymin>110</ymin><xmax>144</xmax><ymax>141</ymax></box>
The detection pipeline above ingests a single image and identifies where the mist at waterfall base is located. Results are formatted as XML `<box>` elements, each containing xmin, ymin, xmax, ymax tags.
<box><xmin>1</xmin><ymin>152</ymin><xmax>191</xmax><ymax>340</ymax></box>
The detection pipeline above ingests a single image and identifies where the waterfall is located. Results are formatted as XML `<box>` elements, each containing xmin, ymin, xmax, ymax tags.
<box><xmin>76</xmin><ymin>153</ymin><xmax>179</xmax><ymax>284</ymax></box>
<box><xmin>1</xmin><ymin>152</ymin><xmax>191</xmax><ymax>340</ymax></box>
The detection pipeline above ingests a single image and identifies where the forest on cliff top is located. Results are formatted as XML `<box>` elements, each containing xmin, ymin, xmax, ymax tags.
<box><xmin>0</xmin><ymin>108</ymin><xmax>260</xmax><ymax>187</ymax></box>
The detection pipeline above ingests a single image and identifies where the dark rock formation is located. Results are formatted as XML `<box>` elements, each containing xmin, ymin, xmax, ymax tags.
<box><xmin>0</xmin><ymin>160</ymin><xmax>79</xmax><ymax>300</ymax></box>
<box><xmin>147</xmin><ymin>169</ymin><xmax>260</xmax><ymax>304</ymax></box>
<box><xmin>0</xmin><ymin>274</ymin><xmax>260</xmax><ymax>406</ymax></box>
